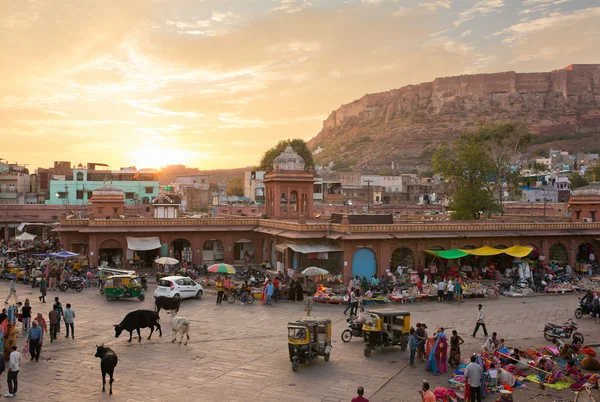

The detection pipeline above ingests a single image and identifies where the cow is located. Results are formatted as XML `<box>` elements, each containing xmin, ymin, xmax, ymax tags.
<box><xmin>114</xmin><ymin>310</ymin><xmax>162</xmax><ymax>342</ymax></box>
<box><xmin>95</xmin><ymin>344</ymin><xmax>118</xmax><ymax>395</ymax></box>
<box><xmin>155</xmin><ymin>296</ymin><xmax>180</xmax><ymax>316</ymax></box>
<box><xmin>169</xmin><ymin>310</ymin><xmax>190</xmax><ymax>345</ymax></box>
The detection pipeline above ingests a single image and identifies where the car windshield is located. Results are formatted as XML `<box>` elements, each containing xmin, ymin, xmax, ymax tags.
<box><xmin>158</xmin><ymin>280</ymin><xmax>172</xmax><ymax>287</ymax></box>
<box><xmin>288</xmin><ymin>327</ymin><xmax>307</xmax><ymax>340</ymax></box>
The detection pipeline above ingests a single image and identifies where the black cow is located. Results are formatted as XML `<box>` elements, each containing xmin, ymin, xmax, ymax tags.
<box><xmin>114</xmin><ymin>310</ymin><xmax>162</xmax><ymax>342</ymax></box>
<box><xmin>95</xmin><ymin>344</ymin><xmax>118</xmax><ymax>394</ymax></box>
<box><xmin>155</xmin><ymin>296</ymin><xmax>180</xmax><ymax>316</ymax></box>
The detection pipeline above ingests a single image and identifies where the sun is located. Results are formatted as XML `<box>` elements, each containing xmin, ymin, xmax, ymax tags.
<box><xmin>130</xmin><ymin>143</ymin><xmax>197</xmax><ymax>169</ymax></box>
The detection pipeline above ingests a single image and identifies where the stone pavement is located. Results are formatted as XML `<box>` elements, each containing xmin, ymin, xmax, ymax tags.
<box><xmin>0</xmin><ymin>282</ymin><xmax>597</xmax><ymax>402</ymax></box>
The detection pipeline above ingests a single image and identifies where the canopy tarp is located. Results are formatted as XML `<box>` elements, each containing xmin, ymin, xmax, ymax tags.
<box><xmin>503</xmin><ymin>245</ymin><xmax>534</xmax><ymax>258</ymax></box>
<box><xmin>126</xmin><ymin>237</ymin><xmax>161</xmax><ymax>251</ymax></box>
<box><xmin>425</xmin><ymin>245</ymin><xmax>534</xmax><ymax>259</ymax></box>
<box><xmin>52</xmin><ymin>251</ymin><xmax>80</xmax><ymax>258</ymax></box>
<box><xmin>13</xmin><ymin>233</ymin><xmax>36</xmax><ymax>242</ymax></box>
<box><xmin>425</xmin><ymin>249</ymin><xmax>469</xmax><ymax>259</ymax></box>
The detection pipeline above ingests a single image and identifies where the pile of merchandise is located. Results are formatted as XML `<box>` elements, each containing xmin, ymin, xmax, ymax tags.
<box><xmin>544</xmin><ymin>282</ymin><xmax>580</xmax><ymax>293</ymax></box>
<box><xmin>502</xmin><ymin>286</ymin><xmax>535</xmax><ymax>297</ymax></box>
<box><xmin>313</xmin><ymin>285</ymin><xmax>344</xmax><ymax>304</ymax></box>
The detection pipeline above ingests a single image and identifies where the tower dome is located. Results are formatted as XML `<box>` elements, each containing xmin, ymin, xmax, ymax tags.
<box><xmin>273</xmin><ymin>146</ymin><xmax>305</xmax><ymax>171</ymax></box>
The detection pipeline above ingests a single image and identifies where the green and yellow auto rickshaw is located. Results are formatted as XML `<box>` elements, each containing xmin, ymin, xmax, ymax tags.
<box><xmin>104</xmin><ymin>275</ymin><xmax>145</xmax><ymax>301</ymax></box>
<box><xmin>362</xmin><ymin>311</ymin><xmax>410</xmax><ymax>357</ymax></box>
<box><xmin>287</xmin><ymin>317</ymin><xmax>332</xmax><ymax>372</ymax></box>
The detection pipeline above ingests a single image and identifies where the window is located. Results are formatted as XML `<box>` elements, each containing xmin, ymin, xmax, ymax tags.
<box><xmin>76</xmin><ymin>190</ymin><xmax>83</xmax><ymax>200</ymax></box>
<box><xmin>76</xmin><ymin>172</ymin><xmax>84</xmax><ymax>181</ymax></box>
<box><xmin>113</xmin><ymin>207</ymin><xmax>119</xmax><ymax>214</ymax></box>
<box><xmin>145</xmin><ymin>187</ymin><xmax>154</xmax><ymax>194</ymax></box>
<box><xmin>576</xmin><ymin>211</ymin><xmax>581</xmax><ymax>220</ymax></box>
<box><xmin>57</xmin><ymin>192</ymin><xmax>67</xmax><ymax>199</ymax></box>
<box><xmin>125</xmin><ymin>192</ymin><xmax>134</xmax><ymax>199</ymax></box>
<box><xmin>142</xmin><ymin>197</ymin><xmax>150</xmax><ymax>204</ymax></box>
<box><xmin>145</xmin><ymin>207</ymin><xmax>150</xmax><ymax>212</ymax></box>
<box><xmin>591</xmin><ymin>211</ymin><xmax>596</xmax><ymax>222</ymax></box>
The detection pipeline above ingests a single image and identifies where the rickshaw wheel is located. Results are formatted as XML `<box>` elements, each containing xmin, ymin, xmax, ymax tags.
<box><xmin>138</xmin><ymin>294</ymin><xmax>145</xmax><ymax>301</ymax></box>
<box><xmin>324</xmin><ymin>353</ymin><xmax>330</xmax><ymax>362</ymax></box>
<box><xmin>364</xmin><ymin>347</ymin><xmax>371</xmax><ymax>357</ymax></box>
<box><xmin>292</xmin><ymin>360</ymin><xmax>299</xmax><ymax>372</ymax></box>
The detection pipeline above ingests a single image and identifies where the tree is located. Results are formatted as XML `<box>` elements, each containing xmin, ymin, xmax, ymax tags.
<box><xmin>257</xmin><ymin>139</ymin><xmax>314</xmax><ymax>171</ymax></box>
<box><xmin>226</xmin><ymin>176</ymin><xmax>244</xmax><ymax>197</ymax></box>
<box><xmin>569</xmin><ymin>172</ymin><xmax>589</xmax><ymax>189</ymax></box>
<box><xmin>433</xmin><ymin>122</ymin><xmax>534</xmax><ymax>220</ymax></box>
<box><xmin>570</xmin><ymin>162</ymin><xmax>600</xmax><ymax>189</ymax></box>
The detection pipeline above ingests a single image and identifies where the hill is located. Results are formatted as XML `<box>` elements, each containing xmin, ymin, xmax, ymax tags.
<box><xmin>309</xmin><ymin>64</ymin><xmax>600</xmax><ymax>173</ymax></box>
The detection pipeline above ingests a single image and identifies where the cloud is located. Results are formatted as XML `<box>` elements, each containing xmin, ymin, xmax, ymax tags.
<box><xmin>461</xmin><ymin>29</ymin><xmax>472</xmax><ymax>37</ymax></box>
<box><xmin>455</xmin><ymin>0</ymin><xmax>504</xmax><ymax>26</ymax></box>
<box><xmin>419</xmin><ymin>0</ymin><xmax>452</xmax><ymax>12</ymax></box>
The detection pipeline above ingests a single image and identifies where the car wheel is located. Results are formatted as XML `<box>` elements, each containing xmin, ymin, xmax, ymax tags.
<box><xmin>195</xmin><ymin>290</ymin><xmax>202</xmax><ymax>299</ymax></box>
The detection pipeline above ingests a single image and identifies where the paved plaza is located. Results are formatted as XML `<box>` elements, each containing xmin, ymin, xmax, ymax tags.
<box><xmin>0</xmin><ymin>282</ymin><xmax>597</xmax><ymax>402</ymax></box>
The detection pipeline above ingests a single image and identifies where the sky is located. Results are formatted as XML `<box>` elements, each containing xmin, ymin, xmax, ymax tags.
<box><xmin>0</xmin><ymin>0</ymin><xmax>598</xmax><ymax>171</ymax></box>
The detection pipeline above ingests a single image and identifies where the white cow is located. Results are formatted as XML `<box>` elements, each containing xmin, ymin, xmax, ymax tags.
<box><xmin>169</xmin><ymin>310</ymin><xmax>190</xmax><ymax>345</ymax></box>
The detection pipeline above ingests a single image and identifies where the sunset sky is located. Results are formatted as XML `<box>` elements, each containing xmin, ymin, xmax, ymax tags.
<box><xmin>1</xmin><ymin>0</ymin><xmax>598</xmax><ymax>170</ymax></box>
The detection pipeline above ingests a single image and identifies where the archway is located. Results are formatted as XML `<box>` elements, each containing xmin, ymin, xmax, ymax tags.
<box><xmin>98</xmin><ymin>239</ymin><xmax>123</xmax><ymax>268</ymax></box>
<box><xmin>461</xmin><ymin>245</ymin><xmax>477</xmax><ymax>250</ymax></box>
<box><xmin>390</xmin><ymin>247</ymin><xmax>414</xmax><ymax>271</ymax></box>
<box><xmin>549</xmin><ymin>242</ymin><xmax>568</xmax><ymax>265</ymax></box>
<box><xmin>170</xmin><ymin>238</ymin><xmax>191</xmax><ymax>263</ymax></box>
<box><xmin>525</xmin><ymin>244</ymin><xmax>539</xmax><ymax>260</ymax></box>
<box><xmin>202</xmin><ymin>239</ymin><xmax>224</xmax><ymax>262</ymax></box>
<box><xmin>290</xmin><ymin>190</ymin><xmax>298</xmax><ymax>212</ymax></box>
<box><xmin>577</xmin><ymin>242</ymin><xmax>594</xmax><ymax>263</ymax></box>
<box><xmin>352</xmin><ymin>248</ymin><xmax>377</xmax><ymax>279</ymax></box>
<box><xmin>234</xmin><ymin>238</ymin><xmax>254</xmax><ymax>263</ymax></box>
<box><xmin>493</xmin><ymin>244</ymin><xmax>508</xmax><ymax>250</ymax></box>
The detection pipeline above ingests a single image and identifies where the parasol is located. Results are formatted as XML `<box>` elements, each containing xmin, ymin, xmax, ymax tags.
<box><xmin>301</xmin><ymin>267</ymin><xmax>329</xmax><ymax>276</ymax></box>
<box><xmin>207</xmin><ymin>263</ymin><xmax>236</xmax><ymax>274</ymax></box>
<box><xmin>155</xmin><ymin>257</ymin><xmax>179</xmax><ymax>265</ymax></box>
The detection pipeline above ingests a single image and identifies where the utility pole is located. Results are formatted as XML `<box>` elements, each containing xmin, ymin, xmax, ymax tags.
<box><xmin>364</xmin><ymin>179</ymin><xmax>373</xmax><ymax>213</ymax></box>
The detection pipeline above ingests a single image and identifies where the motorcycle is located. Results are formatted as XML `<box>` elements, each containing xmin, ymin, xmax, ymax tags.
<box><xmin>543</xmin><ymin>318</ymin><xmax>584</xmax><ymax>344</ymax></box>
<box><xmin>575</xmin><ymin>297</ymin><xmax>594</xmax><ymax>319</ymax></box>
<box><xmin>59</xmin><ymin>278</ymin><xmax>84</xmax><ymax>292</ymax></box>
<box><xmin>141</xmin><ymin>275</ymin><xmax>148</xmax><ymax>291</ymax></box>
<box><xmin>341</xmin><ymin>317</ymin><xmax>364</xmax><ymax>342</ymax></box>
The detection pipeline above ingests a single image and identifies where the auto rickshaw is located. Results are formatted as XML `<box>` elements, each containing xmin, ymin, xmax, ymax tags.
<box><xmin>362</xmin><ymin>311</ymin><xmax>410</xmax><ymax>357</ymax></box>
<box><xmin>104</xmin><ymin>275</ymin><xmax>145</xmax><ymax>301</ymax></box>
<box><xmin>99</xmin><ymin>268</ymin><xmax>136</xmax><ymax>294</ymax></box>
<box><xmin>287</xmin><ymin>317</ymin><xmax>332</xmax><ymax>372</ymax></box>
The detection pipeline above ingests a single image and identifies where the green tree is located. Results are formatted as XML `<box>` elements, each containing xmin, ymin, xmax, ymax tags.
<box><xmin>257</xmin><ymin>139</ymin><xmax>314</xmax><ymax>170</ymax></box>
<box><xmin>569</xmin><ymin>172</ymin><xmax>588</xmax><ymax>189</ymax></box>
<box><xmin>226</xmin><ymin>176</ymin><xmax>244</xmax><ymax>197</ymax></box>
<box><xmin>433</xmin><ymin>122</ymin><xmax>534</xmax><ymax>220</ymax></box>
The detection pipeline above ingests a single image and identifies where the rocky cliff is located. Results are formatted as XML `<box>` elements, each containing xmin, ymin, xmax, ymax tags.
<box><xmin>309</xmin><ymin>64</ymin><xmax>600</xmax><ymax>172</ymax></box>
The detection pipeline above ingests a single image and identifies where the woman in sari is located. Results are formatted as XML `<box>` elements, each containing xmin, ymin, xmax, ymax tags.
<box><xmin>3</xmin><ymin>322</ymin><xmax>15</xmax><ymax>361</ymax></box>
<box><xmin>427</xmin><ymin>328</ymin><xmax>448</xmax><ymax>375</ymax></box>
<box><xmin>288</xmin><ymin>280</ymin><xmax>297</xmax><ymax>301</ymax></box>
<box><xmin>448</xmin><ymin>330</ymin><xmax>464</xmax><ymax>368</ymax></box>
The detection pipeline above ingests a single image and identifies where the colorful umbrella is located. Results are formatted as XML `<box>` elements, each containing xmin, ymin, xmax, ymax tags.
<box><xmin>207</xmin><ymin>263</ymin><xmax>236</xmax><ymax>274</ymax></box>
<box><xmin>155</xmin><ymin>257</ymin><xmax>179</xmax><ymax>265</ymax></box>
<box><xmin>301</xmin><ymin>267</ymin><xmax>329</xmax><ymax>276</ymax></box>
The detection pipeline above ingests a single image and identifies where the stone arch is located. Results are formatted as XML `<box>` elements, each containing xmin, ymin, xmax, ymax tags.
<box><xmin>577</xmin><ymin>241</ymin><xmax>594</xmax><ymax>263</ymax></box>
<box><xmin>280</xmin><ymin>192</ymin><xmax>288</xmax><ymax>209</ymax></box>
<box><xmin>525</xmin><ymin>243</ymin><xmax>539</xmax><ymax>259</ymax></box>
<box><xmin>202</xmin><ymin>239</ymin><xmax>224</xmax><ymax>262</ymax></box>
<box><xmin>460</xmin><ymin>244</ymin><xmax>477</xmax><ymax>250</ymax></box>
<box><xmin>390</xmin><ymin>247</ymin><xmax>414</xmax><ymax>270</ymax></box>
<box><xmin>170</xmin><ymin>238</ymin><xmax>192</xmax><ymax>262</ymax></box>
<box><xmin>352</xmin><ymin>248</ymin><xmax>377</xmax><ymax>279</ymax></box>
<box><xmin>76</xmin><ymin>172</ymin><xmax>84</xmax><ymax>181</ymax></box>
<box><xmin>549</xmin><ymin>242</ymin><xmax>568</xmax><ymax>265</ymax></box>
<box><xmin>493</xmin><ymin>244</ymin><xmax>508</xmax><ymax>250</ymax></box>
<box><xmin>290</xmin><ymin>190</ymin><xmax>298</xmax><ymax>212</ymax></box>
<box><xmin>234</xmin><ymin>237</ymin><xmax>254</xmax><ymax>262</ymax></box>
<box><xmin>98</xmin><ymin>238</ymin><xmax>123</xmax><ymax>268</ymax></box>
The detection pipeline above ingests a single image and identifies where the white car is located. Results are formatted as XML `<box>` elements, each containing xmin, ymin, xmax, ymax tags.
<box><xmin>154</xmin><ymin>276</ymin><xmax>203</xmax><ymax>300</ymax></box>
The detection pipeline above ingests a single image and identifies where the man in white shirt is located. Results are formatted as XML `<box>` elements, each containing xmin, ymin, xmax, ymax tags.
<box><xmin>464</xmin><ymin>355</ymin><xmax>483</xmax><ymax>402</ymax></box>
<box><xmin>447</xmin><ymin>280</ymin><xmax>455</xmax><ymax>303</ymax></box>
<box><xmin>437</xmin><ymin>280</ymin><xmax>446</xmax><ymax>303</ymax></box>
<box><xmin>5</xmin><ymin>345</ymin><xmax>21</xmax><ymax>397</ymax></box>
<box><xmin>472</xmin><ymin>304</ymin><xmax>488</xmax><ymax>337</ymax></box>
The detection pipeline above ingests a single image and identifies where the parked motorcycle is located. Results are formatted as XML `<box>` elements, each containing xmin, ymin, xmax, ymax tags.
<box><xmin>543</xmin><ymin>318</ymin><xmax>584</xmax><ymax>344</ymax></box>
<box><xmin>59</xmin><ymin>278</ymin><xmax>84</xmax><ymax>292</ymax></box>
<box><xmin>341</xmin><ymin>317</ymin><xmax>364</xmax><ymax>342</ymax></box>
<box><xmin>575</xmin><ymin>296</ymin><xmax>594</xmax><ymax>319</ymax></box>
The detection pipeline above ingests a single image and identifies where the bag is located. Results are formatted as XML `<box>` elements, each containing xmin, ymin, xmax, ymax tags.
<box><xmin>22</xmin><ymin>343</ymin><xmax>29</xmax><ymax>358</ymax></box>
<box><xmin>17</xmin><ymin>314</ymin><xmax>22</xmax><ymax>323</ymax></box>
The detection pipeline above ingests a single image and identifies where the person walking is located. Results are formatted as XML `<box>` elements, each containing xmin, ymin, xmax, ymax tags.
<box><xmin>5</xmin><ymin>345</ymin><xmax>20</xmax><ymax>397</ymax></box>
<box><xmin>63</xmin><ymin>303</ymin><xmax>75</xmax><ymax>339</ymax></box>
<box><xmin>350</xmin><ymin>288</ymin><xmax>360</xmax><ymax>317</ymax></box>
<box><xmin>34</xmin><ymin>313</ymin><xmax>47</xmax><ymax>334</ymax></box>
<box><xmin>38</xmin><ymin>277</ymin><xmax>47</xmax><ymax>303</ymax></box>
<box><xmin>49</xmin><ymin>268</ymin><xmax>57</xmax><ymax>291</ymax></box>
<box><xmin>464</xmin><ymin>355</ymin><xmax>483</xmax><ymax>402</ymax></box>
<box><xmin>215</xmin><ymin>278</ymin><xmax>224</xmax><ymax>305</ymax></box>
<box><xmin>472</xmin><ymin>304</ymin><xmax>488</xmax><ymax>337</ymax></box>
<box><xmin>272</xmin><ymin>276</ymin><xmax>280</xmax><ymax>303</ymax></box>
<box><xmin>54</xmin><ymin>297</ymin><xmax>63</xmax><ymax>333</ymax></box>
<box><xmin>27</xmin><ymin>320</ymin><xmax>43</xmax><ymax>362</ymax></box>
<box><xmin>265</xmin><ymin>280</ymin><xmax>274</xmax><ymax>306</ymax></box>
<box><xmin>4</xmin><ymin>280</ymin><xmax>17</xmax><ymax>305</ymax></box>
<box><xmin>20</xmin><ymin>300</ymin><xmax>31</xmax><ymax>334</ymax></box>
<box><xmin>437</xmin><ymin>279</ymin><xmax>446</xmax><ymax>303</ymax></box>
<box><xmin>419</xmin><ymin>382</ymin><xmax>436</xmax><ymax>402</ymax></box>
<box><xmin>344</xmin><ymin>287</ymin><xmax>354</xmax><ymax>315</ymax></box>
<box><xmin>409</xmin><ymin>327</ymin><xmax>418</xmax><ymax>367</ymax></box>
<box><xmin>351</xmin><ymin>386</ymin><xmax>369</xmax><ymax>402</ymax></box>
<box><xmin>48</xmin><ymin>305</ymin><xmax>59</xmax><ymax>343</ymax></box>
